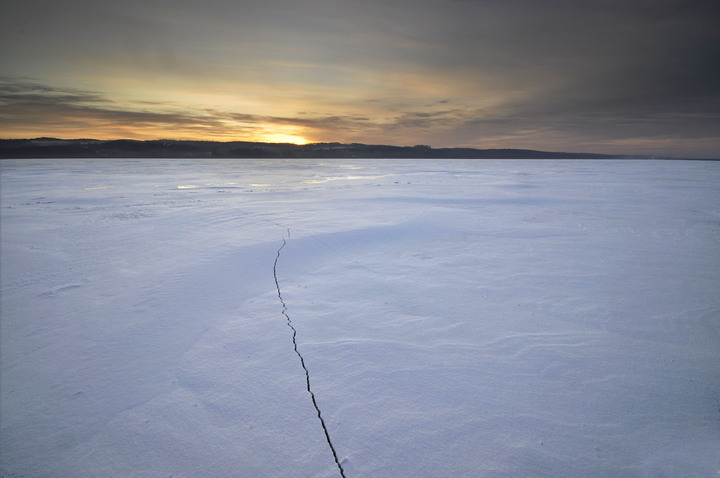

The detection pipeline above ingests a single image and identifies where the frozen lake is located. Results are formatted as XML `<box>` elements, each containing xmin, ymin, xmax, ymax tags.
<box><xmin>2</xmin><ymin>158</ymin><xmax>719</xmax><ymax>477</ymax></box>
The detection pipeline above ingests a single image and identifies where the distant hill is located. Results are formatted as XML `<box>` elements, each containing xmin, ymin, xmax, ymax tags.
<box><xmin>0</xmin><ymin>138</ymin><xmax>632</xmax><ymax>159</ymax></box>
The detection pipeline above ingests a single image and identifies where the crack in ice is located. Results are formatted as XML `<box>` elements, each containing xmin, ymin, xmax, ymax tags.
<box><xmin>273</xmin><ymin>229</ymin><xmax>347</xmax><ymax>478</ymax></box>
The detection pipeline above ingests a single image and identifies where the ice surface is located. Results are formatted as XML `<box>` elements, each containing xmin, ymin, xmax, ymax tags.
<box><xmin>2</xmin><ymin>158</ymin><xmax>719</xmax><ymax>477</ymax></box>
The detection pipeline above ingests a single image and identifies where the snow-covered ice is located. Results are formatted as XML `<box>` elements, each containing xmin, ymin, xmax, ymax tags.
<box><xmin>2</xmin><ymin>158</ymin><xmax>719</xmax><ymax>477</ymax></box>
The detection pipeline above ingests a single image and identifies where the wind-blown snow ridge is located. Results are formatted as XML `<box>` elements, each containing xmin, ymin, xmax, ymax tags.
<box><xmin>273</xmin><ymin>229</ymin><xmax>347</xmax><ymax>478</ymax></box>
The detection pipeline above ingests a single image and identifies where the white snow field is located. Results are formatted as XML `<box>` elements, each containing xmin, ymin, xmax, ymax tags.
<box><xmin>1</xmin><ymin>158</ymin><xmax>719</xmax><ymax>477</ymax></box>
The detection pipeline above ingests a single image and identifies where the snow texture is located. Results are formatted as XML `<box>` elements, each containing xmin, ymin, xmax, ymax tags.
<box><xmin>2</xmin><ymin>158</ymin><xmax>719</xmax><ymax>477</ymax></box>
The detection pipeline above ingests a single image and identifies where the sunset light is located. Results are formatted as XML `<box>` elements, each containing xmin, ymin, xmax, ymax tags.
<box><xmin>2</xmin><ymin>2</ymin><xmax>720</xmax><ymax>476</ymax></box>
<box><xmin>250</xmin><ymin>124</ymin><xmax>311</xmax><ymax>145</ymax></box>
<box><xmin>1</xmin><ymin>1</ymin><xmax>718</xmax><ymax>157</ymax></box>
<box><xmin>255</xmin><ymin>133</ymin><xmax>310</xmax><ymax>145</ymax></box>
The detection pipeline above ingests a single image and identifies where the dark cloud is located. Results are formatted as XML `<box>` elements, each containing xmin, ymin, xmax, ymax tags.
<box><xmin>0</xmin><ymin>80</ymin><xmax>254</xmax><ymax>140</ymax></box>
<box><xmin>1</xmin><ymin>1</ymin><xmax>718</xmax><ymax>155</ymax></box>
<box><xmin>0</xmin><ymin>79</ymin><xmax>381</xmax><ymax>139</ymax></box>
<box><xmin>0</xmin><ymin>80</ymin><xmax>217</xmax><ymax>127</ymax></box>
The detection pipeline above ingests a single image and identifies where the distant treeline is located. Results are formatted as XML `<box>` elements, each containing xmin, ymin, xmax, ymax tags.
<box><xmin>1</xmin><ymin>138</ymin><xmax>632</xmax><ymax>159</ymax></box>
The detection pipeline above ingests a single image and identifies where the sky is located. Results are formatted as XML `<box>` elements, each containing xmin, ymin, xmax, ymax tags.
<box><xmin>1</xmin><ymin>0</ymin><xmax>719</xmax><ymax>157</ymax></box>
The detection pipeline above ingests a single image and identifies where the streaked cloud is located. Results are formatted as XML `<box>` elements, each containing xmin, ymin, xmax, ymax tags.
<box><xmin>1</xmin><ymin>0</ymin><xmax>718</xmax><ymax>156</ymax></box>
<box><xmin>0</xmin><ymin>79</ymin><xmax>464</xmax><ymax>143</ymax></box>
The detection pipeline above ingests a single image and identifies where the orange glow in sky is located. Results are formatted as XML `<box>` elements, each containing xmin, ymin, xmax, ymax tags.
<box><xmin>1</xmin><ymin>1</ymin><xmax>718</xmax><ymax>157</ymax></box>
<box><xmin>254</xmin><ymin>133</ymin><xmax>310</xmax><ymax>145</ymax></box>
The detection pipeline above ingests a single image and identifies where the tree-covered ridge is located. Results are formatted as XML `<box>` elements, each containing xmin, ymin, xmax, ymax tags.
<box><xmin>0</xmin><ymin>138</ymin><xmax>626</xmax><ymax>159</ymax></box>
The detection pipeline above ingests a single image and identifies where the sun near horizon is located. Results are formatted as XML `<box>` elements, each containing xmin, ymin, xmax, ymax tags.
<box><xmin>1</xmin><ymin>125</ymin><xmax>314</xmax><ymax>146</ymax></box>
<box><xmin>252</xmin><ymin>132</ymin><xmax>311</xmax><ymax>145</ymax></box>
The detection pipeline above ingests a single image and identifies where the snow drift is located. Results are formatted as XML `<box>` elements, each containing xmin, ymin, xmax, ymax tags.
<box><xmin>2</xmin><ymin>158</ymin><xmax>719</xmax><ymax>477</ymax></box>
